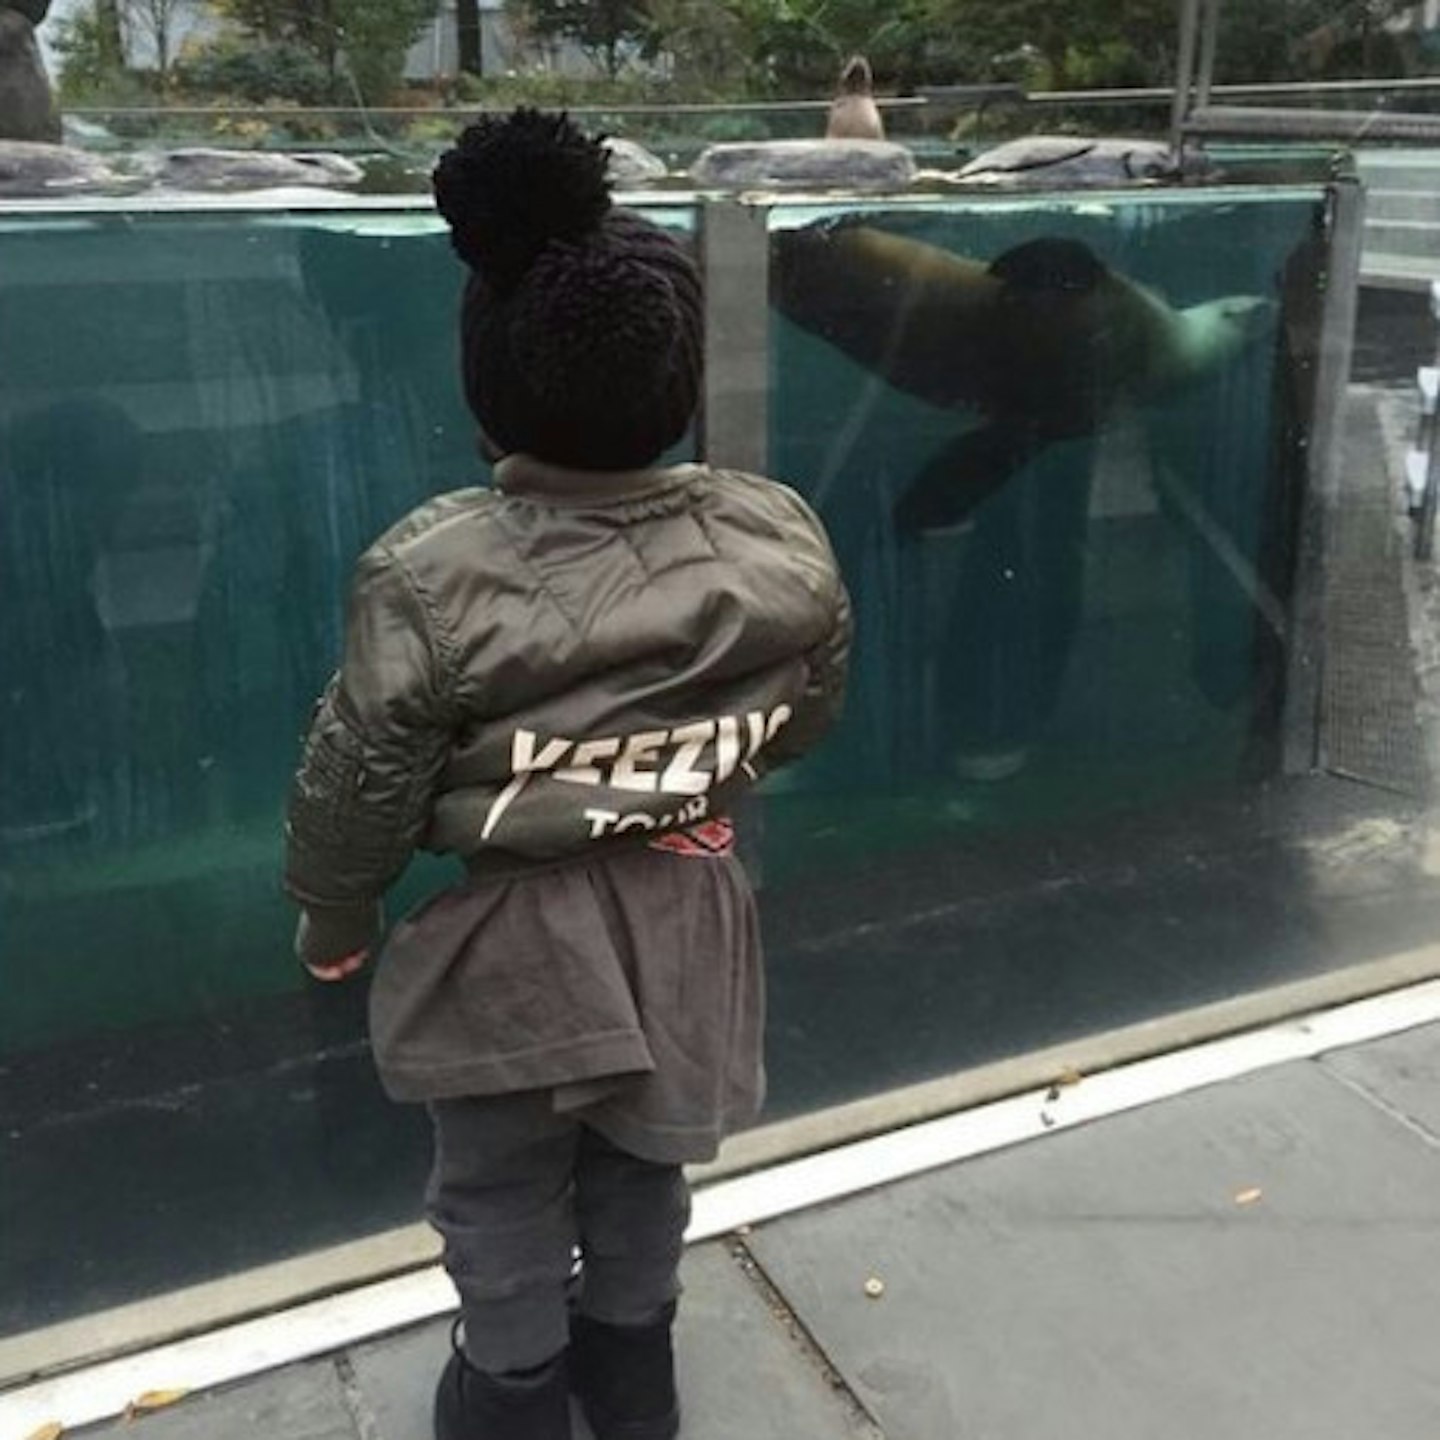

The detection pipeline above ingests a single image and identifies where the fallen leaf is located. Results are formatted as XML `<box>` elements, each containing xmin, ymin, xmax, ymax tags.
<box><xmin>24</xmin><ymin>1423</ymin><xmax>64</xmax><ymax>1440</ymax></box>
<box><xmin>125</xmin><ymin>1389</ymin><xmax>190</xmax><ymax>1419</ymax></box>
<box><xmin>1234</xmin><ymin>1187</ymin><xmax>1263</xmax><ymax>1206</ymax></box>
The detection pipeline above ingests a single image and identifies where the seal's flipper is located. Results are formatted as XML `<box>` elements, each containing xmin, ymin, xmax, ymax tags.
<box><xmin>988</xmin><ymin>238</ymin><xmax>1107</xmax><ymax>295</ymax></box>
<box><xmin>894</xmin><ymin>424</ymin><xmax>1040</xmax><ymax>532</ymax></box>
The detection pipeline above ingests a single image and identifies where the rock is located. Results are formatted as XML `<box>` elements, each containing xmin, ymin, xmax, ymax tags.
<box><xmin>954</xmin><ymin>135</ymin><xmax>1212</xmax><ymax>187</ymax></box>
<box><xmin>0</xmin><ymin>140</ymin><xmax>120</xmax><ymax>195</ymax></box>
<box><xmin>0</xmin><ymin>9</ymin><xmax>59</xmax><ymax>143</ymax></box>
<box><xmin>2</xmin><ymin>1</ymin><xmax>51</xmax><ymax>25</ymax></box>
<box><xmin>603</xmin><ymin>136</ymin><xmax>667</xmax><ymax>187</ymax></box>
<box><xmin>691</xmin><ymin>139</ymin><xmax>915</xmax><ymax>192</ymax></box>
<box><xmin>62</xmin><ymin>113</ymin><xmax>116</xmax><ymax>146</ymax></box>
<box><xmin>144</xmin><ymin>147</ymin><xmax>365</xmax><ymax>191</ymax></box>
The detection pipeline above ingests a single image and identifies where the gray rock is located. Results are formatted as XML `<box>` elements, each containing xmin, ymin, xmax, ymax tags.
<box><xmin>604</xmin><ymin>135</ymin><xmax>667</xmax><ymax>187</ymax></box>
<box><xmin>0</xmin><ymin>9</ymin><xmax>58</xmax><ymax>143</ymax></box>
<box><xmin>0</xmin><ymin>139</ymin><xmax>120</xmax><ymax>195</ymax></box>
<box><xmin>691</xmin><ymin>139</ymin><xmax>915</xmax><ymax>192</ymax></box>
<box><xmin>62</xmin><ymin>113</ymin><xmax>116</xmax><ymax>146</ymax></box>
<box><xmin>955</xmin><ymin>135</ymin><xmax>1211</xmax><ymax>187</ymax></box>
<box><xmin>146</xmin><ymin>147</ymin><xmax>365</xmax><ymax>191</ymax></box>
<box><xmin>2</xmin><ymin>0</ymin><xmax>51</xmax><ymax>25</ymax></box>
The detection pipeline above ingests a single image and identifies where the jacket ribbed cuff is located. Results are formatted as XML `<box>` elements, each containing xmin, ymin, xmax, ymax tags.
<box><xmin>295</xmin><ymin>901</ymin><xmax>383</xmax><ymax>969</ymax></box>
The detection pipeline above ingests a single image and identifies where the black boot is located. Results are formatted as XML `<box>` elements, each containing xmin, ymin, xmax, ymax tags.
<box><xmin>570</xmin><ymin>1304</ymin><xmax>679</xmax><ymax>1440</ymax></box>
<box><xmin>434</xmin><ymin>1323</ymin><xmax>571</xmax><ymax>1440</ymax></box>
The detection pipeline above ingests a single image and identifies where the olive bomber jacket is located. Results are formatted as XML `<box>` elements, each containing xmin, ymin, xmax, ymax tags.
<box><xmin>284</xmin><ymin>455</ymin><xmax>852</xmax><ymax>966</ymax></box>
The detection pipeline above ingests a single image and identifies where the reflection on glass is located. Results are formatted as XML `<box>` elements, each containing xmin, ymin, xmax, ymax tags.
<box><xmin>5</xmin><ymin>189</ymin><xmax>1431</xmax><ymax>1354</ymax></box>
<box><xmin>766</xmin><ymin>194</ymin><xmax>1317</xmax><ymax>825</ymax></box>
<box><xmin>0</xmin><ymin>205</ymin><xmax>703</xmax><ymax>1343</ymax></box>
<box><xmin>749</xmin><ymin>192</ymin><xmax>1411</xmax><ymax>1117</ymax></box>
<box><xmin>0</xmin><ymin>210</ymin><xmax>481</xmax><ymax>1338</ymax></box>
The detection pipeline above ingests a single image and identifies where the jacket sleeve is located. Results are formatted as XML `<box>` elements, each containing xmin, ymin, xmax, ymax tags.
<box><xmin>765</xmin><ymin>498</ymin><xmax>853</xmax><ymax>770</ymax></box>
<box><xmin>284</xmin><ymin>546</ymin><xmax>453</xmax><ymax>965</ymax></box>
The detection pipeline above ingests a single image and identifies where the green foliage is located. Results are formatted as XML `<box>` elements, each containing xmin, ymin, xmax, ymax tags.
<box><xmin>211</xmin><ymin>0</ymin><xmax>435</xmax><ymax>103</ymax></box>
<box><xmin>505</xmin><ymin>0</ymin><xmax>654</xmax><ymax>79</ymax></box>
<box><xmin>1215</xmin><ymin>0</ymin><xmax>1416</xmax><ymax>82</ymax></box>
<box><xmin>51</xmin><ymin>0</ymin><xmax>130</xmax><ymax>101</ymax></box>
<box><xmin>175</xmin><ymin>38</ymin><xmax>339</xmax><ymax>104</ymax></box>
<box><xmin>334</xmin><ymin>0</ymin><xmax>438</xmax><ymax>102</ymax></box>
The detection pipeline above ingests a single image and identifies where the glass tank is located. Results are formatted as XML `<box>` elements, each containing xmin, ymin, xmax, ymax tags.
<box><xmin>5</xmin><ymin>184</ymin><xmax>1437</xmax><ymax>1353</ymax></box>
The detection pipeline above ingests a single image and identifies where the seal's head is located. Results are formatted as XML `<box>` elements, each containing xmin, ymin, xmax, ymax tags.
<box><xmin>838</xmin><ymin>55</ymin><xmax>874</xmax><ymax>95</ymax></box>
<box><xmin>1166</xmin><ymin>293</ymin><xmax>1276</xmax><ymax>386</ymax></box>
<box><xmin>433</xmin><ymin>108</ymin><xmax>702</xmax><ymax>471</ymax></box>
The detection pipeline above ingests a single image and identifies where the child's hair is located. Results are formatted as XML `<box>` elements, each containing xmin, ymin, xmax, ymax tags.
<box><xmin>433</xmin><ymin>109</ymin><xmax>703</xmax><ymax>472</ymax></box>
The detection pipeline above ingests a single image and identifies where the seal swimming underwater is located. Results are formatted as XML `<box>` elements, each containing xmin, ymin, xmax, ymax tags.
<box><xmin>772</xmin><ymin>221</ymin><xmax>1274</xmax><ymax>526</ymax></box>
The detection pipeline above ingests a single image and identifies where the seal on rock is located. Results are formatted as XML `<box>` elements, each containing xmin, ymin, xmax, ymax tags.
<box><xmin>603</xmin><ymin>136</ymin><xmax>668</xmax><ymax>187</ymax></box>
<box><xmin>773</xmin><ymin>220</ymin><xmax>1273</xmax><ymax>525</ymax></box>
<box><xmin>826</xmin><ymin>55</ymin><xmax>884</xmax><ymax>141</ymax></box>
<box><xmin>691</xmin><ymin>138</ymin><xmax>914</xmax><ymax>191</ymax></box>
<box><xmin>955</xmin><ymin>135</ymin><xmax>1212</xmax><ymax>188</ymax></box>
<box><xmin>0</xmin><ymin>139</ymin><xmax>121</xmax><ymax>194</ymax></box>
<box><xmin>143</xmin><ymin>147</ymin><xmax>365</xmax><ymax>191</ymax></box>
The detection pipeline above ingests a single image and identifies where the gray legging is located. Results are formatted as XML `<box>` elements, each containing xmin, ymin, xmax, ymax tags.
<box><xmin>427</xmin><ymin>1091</ymin><xmax>691</xmax><ymax>1374</ymax></box>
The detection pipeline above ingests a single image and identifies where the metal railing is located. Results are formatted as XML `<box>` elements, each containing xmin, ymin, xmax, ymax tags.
<box><xmin>62</xmin><ymin>75</ymin><xmax>1440</xmax><ymax>135</ymax></box>
<box><xmin>1407</xmin><ymin>282</ymin><xmax>1440</xmax><ymax>560</ymax></box>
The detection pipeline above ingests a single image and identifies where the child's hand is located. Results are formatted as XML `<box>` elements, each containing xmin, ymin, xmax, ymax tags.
<box><xmin>305</xmin><ymin>949</ymin><xmax>369</xmax><ymax>983</ymax></box>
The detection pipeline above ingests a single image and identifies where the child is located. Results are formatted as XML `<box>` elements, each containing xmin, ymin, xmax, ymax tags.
<box><xmin>284</xmin><ymin>109</ymin><xmax>851</xmax><ymax>1440</ymax></box>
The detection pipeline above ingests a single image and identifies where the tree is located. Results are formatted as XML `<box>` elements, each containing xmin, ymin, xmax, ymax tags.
<box><xmin>333</xmin><ymin>0</ymin><xmax>437</xmax><ymax>100</ymax></box>
<box><xmin>505</xmin><ymin>0</ymin><xmax>652</xmax><ymax>79</ymax></box>
<box><xmin>918</xmin><ymin>0</ymin><xmax>1175</xmax><ymax>89</ymax></box>
<box><xmin>1215</xmin><ymin>0</ymin><xmax>1415</xmax><ymax>82</ymax></box>
<box><xmin>121</xmin><ymin>0</ymin><xmax>187</xmax><ymax>81</ymax></box>
<box><xmin>215</xmin><ymin>0</ymin><xmax>436</xmax><ymax>100</ymax></box>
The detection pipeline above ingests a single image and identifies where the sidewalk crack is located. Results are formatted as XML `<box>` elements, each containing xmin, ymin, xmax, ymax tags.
<box><xmin>334</xmin><ymin>1353</ymin><xmax>385</xmax><ymax>1440</ymax></box>
<box><xmin>1318</xmin><ymin>1056</ymin><xmax>1440</xmax><ymax>1152</ymax></box>
<box><xmin>725</xmin><ymin>1234</ymin><xmax>887</xmax><ymax>1438</ymax></box>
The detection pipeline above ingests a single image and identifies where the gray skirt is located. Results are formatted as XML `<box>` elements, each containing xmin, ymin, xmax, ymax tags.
<box><xmin>369</xmin><ymin>846</ymin><xmax>765</xmax><ymax>1165</ymax></box>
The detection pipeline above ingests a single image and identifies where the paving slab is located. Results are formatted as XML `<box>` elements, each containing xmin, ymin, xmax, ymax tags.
<box><xmin>85</xmin><ymin>1358</ymin><xmax>355</xmax><ymax>1440</ymax></box>
<box><xmin>345</xmin><ymin>1242</ymin><xmax>876</xmax><ymax>1440</ymax></box>
<box><xmin>1321</xmin><ymin>1021</ymin><xmax>1440</xmax><ymax>1143</ymax></box>
<box><xmin>746</xmin><ymin>1059</ymin><xmax>1440</xmax><ymax>1440</ymax></box>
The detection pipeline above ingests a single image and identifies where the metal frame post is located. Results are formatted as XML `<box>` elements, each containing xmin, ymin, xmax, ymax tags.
<box><xmin>1196</xmin><ymin>0</ymin><xmax>1222</xmax><ymax>106</ymax></box>
<box><xmin>1170</xmin><ymin>0</ymin><xmax>1203</xmax><ymax>152</ymax></box>
<box><xmin>1282</xmin><ymin>177</ymin><xmax>1367</xmax><ymax>774</ymax></box>
<box><xmin>699</xmin><ymin>198</ymin><xmax>771</xmax><ymax>476</ymax></box>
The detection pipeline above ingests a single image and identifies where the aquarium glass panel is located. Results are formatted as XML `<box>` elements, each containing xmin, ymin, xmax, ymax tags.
<box><xmin>754</xmin><ymin>189</ymin><xmax>1440</xmax><ymax>1114</ymax></box>
<box><xmin>0</xmin><ymin>203</ymin><xmax>695</xmax><ymax>1342</ymax></box>
<box><xmin>5</xmin><ymin>186</ymin><xmax>1440</xmax><ymax>1361</ymax></box>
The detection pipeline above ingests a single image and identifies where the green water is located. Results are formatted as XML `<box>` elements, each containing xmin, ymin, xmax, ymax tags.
<box><xmin>0</xmin><ymin>191</ymin><xmax>1326</xmax><ymax>1056</ymax></box>
<box><xmin>0</xmin><ymin>206</ymin><xmax>702</xmax><ymax>1055</ymax></box>
<box><xmin>762</xmin><ymin>190</ymin><xmax>1326</xmax><ymax>879</ymax></box>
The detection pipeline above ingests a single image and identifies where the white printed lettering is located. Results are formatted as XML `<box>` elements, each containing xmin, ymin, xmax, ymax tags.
<box><xmin>662</xmin><ymin>720</ymin><xmax>714</xmax><ymax>796</ymax></box>
<box><xmin>556</xmin><ymin>736</ymin><xmax>622</xmax><ymax>787</ymax></box>
<box><xmin>616</xmin><ymin>812</ymin><xmax>657</xmax><ymax>833</ymax></box>
<box><xmin>481</xmin><ymin>729</ymin><xmax>574</xmax><ymax>841</ymax></box>
<box><xmin>744</xmin><ymin>710</ymin><xmax>767</xmax><ymax>760</ymax></box>
<box><xmin>714</xmin><ymin>715</ymin><xmax>741</xmax><ymax>784</ymax></box>
<box><xmin>611</xmin><ymin>731</ymin><xmax>667</xmax><ymax>793</ymax></box>
<box><xmin>585</xmin><ymin>808</ymin><xmax>621</xmax><ymax>838</ymax></box>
